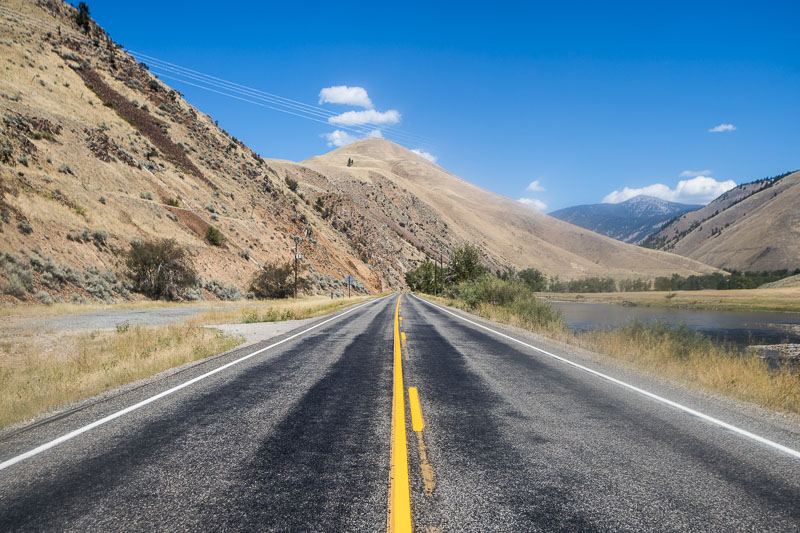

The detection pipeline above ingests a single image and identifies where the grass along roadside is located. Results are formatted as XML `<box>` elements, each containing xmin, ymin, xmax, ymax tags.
<box><xmin>425</xmin><ymin>285</ymin><xmax>800</xmax><ymax>417</ymax></box>
<box><xmin>0</xmin><ymin>296</ymin><xmax>338</xmax><ymax>321</ymax></box>
<box><xmin>539</xmin><ymin>286</ymin><xmax>800</xmax><ymax>313</ymax></box>
<box><xmin>0</xmin><ymin>295</ymin><xmax>376</xmax><ymax>430</ymax></box>
<box><xmin>184</xmin><ymin>295</ymin><xmax>373</xmax><ymax>326</ymax></box>
<box><xmin>0</xmin><ymin>324</ymin><xmax>242</xmax><ymax>429</ymax></box>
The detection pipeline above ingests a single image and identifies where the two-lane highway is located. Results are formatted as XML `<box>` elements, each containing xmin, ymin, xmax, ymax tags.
<box><xmin>1</xmin><ymin>293</ymin><xmax>799</xmax><ymax>531</ymax></box>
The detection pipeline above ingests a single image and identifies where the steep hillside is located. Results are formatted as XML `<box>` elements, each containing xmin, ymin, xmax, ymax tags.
<box><xmin>291</xmin><ymin>139</ymin><xmax>718</xmax><ymax>280</ymax></box>
<box><xmin>0</xmin><ymin>1</ymin><xmax>385</xmax><ymax>303</ymax></box>
<box><xmin>550</xmin><ymin>195</ymin><xmax>701</xmax><ymax>244</ymax></box>
<box><xmin>0</xmin><ymin>2</ymin><xmax>718</xmax><ymax>306</ymax></box>
<box><xmin>643</xmin><ymin>170</ymin><xmax>800</xmax><ymax>270</ymax></box>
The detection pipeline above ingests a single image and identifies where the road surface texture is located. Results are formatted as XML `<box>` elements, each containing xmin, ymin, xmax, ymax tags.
<box><xmin>1</xmin><ymin>294</ymin><xmax>799</xmax><ymax>531</ymax></box>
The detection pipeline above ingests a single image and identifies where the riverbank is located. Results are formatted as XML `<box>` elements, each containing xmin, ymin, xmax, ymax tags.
<box><xmin>539</xmin><ymin>286</ymin><xmax>800</xmax><ymax>313</ymax></box>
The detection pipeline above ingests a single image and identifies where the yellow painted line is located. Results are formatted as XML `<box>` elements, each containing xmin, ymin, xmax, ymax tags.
<box><xmin>389</xmin><ymin>294</ymin><xmax>412</xmax><ymax>533</ymax></box>
<box><xmin>408</xmin><ymin>387</ymin><xmax>424</xmax><ymax>432</ymax></box>
<box><xmin>401</xmin><ymin>332</ymin><xmax>406</xmax><ymax>341</ymax></box>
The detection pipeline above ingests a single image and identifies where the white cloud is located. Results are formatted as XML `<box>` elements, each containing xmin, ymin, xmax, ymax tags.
<box><xmin>526</xmin><ymin>179</ymin><xmax>545</xmax><ymax>192</ymax></box>
<box><xmin>518</xmin><ymin>197</ymin><xmax>548</xmax><ymax>211</ymax></box>
<box><xmin>411</xmin><ymin>149</ymin><xmax>437</xmax><ymax>163</ymax></box>
<box><xmin>322</xmin><ymin>129</ymin><xmax>359</xmax><ymax>147</ymax></box>
<box><xmin>602</xmin><ymin>175</ymin><xmax>737</xmax><ymax>205</ymax></box>
<box><xmin>709</xmin><ymin>123</ymin><xmax>736</xmax><ymax>133</ymax></box>
<box><xmin>318</xmin><ymin>86</ymin><xmax>373</xmax><ymax>108</ymax></box>
<box><xmin>329</xmin><ymin>109</ymin><xmax>401</xmax><ymax>126</ymax></box>
<box><xmin>679</xmin><ymin>169</ymin><xmax>712</xmax><ymax>178</ymax></box>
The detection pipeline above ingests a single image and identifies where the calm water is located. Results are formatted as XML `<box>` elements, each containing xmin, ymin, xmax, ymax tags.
<box><xmin>550</xmin><ymin>301</ymin><xmax>800</xmax><ymax>348</ymax></box>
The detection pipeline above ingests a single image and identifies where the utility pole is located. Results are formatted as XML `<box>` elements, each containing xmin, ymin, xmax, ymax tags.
<box><xmin>433</xmin><ymin>256</ymin><xmax>437</xmax><ymax>296</ymax></box>
<box><xmin>292</xmin><ymin>236</ymin><xmax>301</xmax><ymax>299</ymax></box>
<box><xmin>439</xmin><ymin>252</ymin><xmax>443</xmax><ymax>296</ymax></box>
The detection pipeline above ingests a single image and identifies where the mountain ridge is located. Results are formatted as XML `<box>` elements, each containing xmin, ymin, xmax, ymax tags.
<box><xmin>643</xmin><ymin>170</ymin><xmax>800</xmax><ymax>270</ymax></box>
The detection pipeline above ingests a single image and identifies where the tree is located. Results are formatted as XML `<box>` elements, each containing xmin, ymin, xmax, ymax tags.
<box><xmin>518</xmin><ymin>268</ymin><xmax>547</xmax><ymax>291</ymax></box>
<box><xmin>75</xmin><ymin>2</ymin><xmax>91</xmax><ymax>33</ymax></box>
<box><xmin>125</xmin><ymin>238</ymin><xmax>198</xmax><ymax>300</ymax></box>
<box><xmin>285</xmin><ymin>176</ymin><xmax>298</xmax><ymax>192</ymax></box>
<box><xmin>249</xmin><ymin>262</ymin><xmax>310</xmax><ymax>299</ymax></box>
<box><xmin>405</xmin><ymin>260</ymin><xmax>436</xmax><ymax>292</ymax></box>
<box><xmin>447</xmin><ymin>243</ymin><xmax>485</xmax><ymax>284</ymax></box>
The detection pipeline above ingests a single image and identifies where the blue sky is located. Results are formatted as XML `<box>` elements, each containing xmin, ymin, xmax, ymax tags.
<box><xmin>89</xmin><ymin>1</ymin><xmax>798</xmax><ymax>211</ymax></box>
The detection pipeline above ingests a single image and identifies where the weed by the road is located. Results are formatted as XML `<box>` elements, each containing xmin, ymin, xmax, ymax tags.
<box><xmin>578</xmin><ymin>321</ymin><xmax>800</xmax><ymax>415</ymax></box>
<box><xmin>0</xmin><ymin>325</ymin><xmax>241</xmax><ymax>429</ymax></box>
<box><xmin>187</xmin><ymin>296</ymin><xmax>372</xmax><ymax>326</ymax></box>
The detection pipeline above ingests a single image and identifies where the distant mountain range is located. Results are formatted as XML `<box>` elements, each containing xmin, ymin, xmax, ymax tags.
<box><xmin>549</xmin><ymin>196</ymin><xmax>702</xmax><ymax>244</ymax></box>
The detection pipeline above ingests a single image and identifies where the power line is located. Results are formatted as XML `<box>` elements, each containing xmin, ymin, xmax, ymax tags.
<box><xmin>129</xmin><ymin>50</ymin><xmax>435</xmax><ymax>145</ymax></box>
<box><xmin>0</xmin><ymin>5</ymin><xmax>437</xmax><ymax>149</ymax></box>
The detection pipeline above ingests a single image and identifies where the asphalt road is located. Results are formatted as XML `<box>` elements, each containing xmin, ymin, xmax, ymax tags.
<box><xmin>2</xmin><ymin>294</ymin><xmax>799</xmax><ymax>531</ymax></box>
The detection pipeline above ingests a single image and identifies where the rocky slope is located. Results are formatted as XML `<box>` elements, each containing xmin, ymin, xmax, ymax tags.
<box><xmin>549</xmin><ymin>195</ymin><xmax>701</xmax><ymax>244</ymax></box>
<box><xmin>0</xmin><ymin>1</ymin><xmax>718</xmax><ymax>305</ymax></box>
<box><xmin>286</xmin><ymin>139</ymin><xmax>718</xmax><ymax>280</ymax></box>
<box><xmin>642</xmin><ymin>170</ymin><xmax>800</xmax><ymax>270</ymax></box>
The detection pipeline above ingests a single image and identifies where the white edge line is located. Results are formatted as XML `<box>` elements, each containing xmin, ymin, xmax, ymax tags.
<box><xmin>0</xmin><ymin>295</ymin><xmax>391</xmax><ymax>471</ymax></box>
<box><xmin>413</xmin><ymin>295</ymin><xmax>800</xmax><ymax>460</ymax></box>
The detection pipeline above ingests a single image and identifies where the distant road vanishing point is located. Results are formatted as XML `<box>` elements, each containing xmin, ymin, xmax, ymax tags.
<box><xmin>1</xmin><ymin>295</ymin><xmax>799</xmax><ymax>531</ymax></box>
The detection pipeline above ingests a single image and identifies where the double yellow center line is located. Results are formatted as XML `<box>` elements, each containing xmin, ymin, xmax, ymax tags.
<box><xmin>389</xmin><ymin>294</ymin><xmax>412</xmax><ymax>532</ymax></box>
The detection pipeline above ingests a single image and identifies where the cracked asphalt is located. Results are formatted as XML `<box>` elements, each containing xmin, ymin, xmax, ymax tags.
<box><xmin>1</xmin><ymin>294</ymin><xmax>799</xmax><ymax>531</ymax></box>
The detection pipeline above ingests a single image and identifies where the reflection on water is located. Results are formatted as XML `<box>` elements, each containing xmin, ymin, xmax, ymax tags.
<box><xmin>549</xmin><ymin>301</ymin><xmax>800</xmax><ymax>348</ymax></box>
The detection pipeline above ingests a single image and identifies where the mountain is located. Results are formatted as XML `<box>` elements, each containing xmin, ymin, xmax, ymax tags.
<box><xmin>549</xmin><ymin>195</ymin><xmax>701</xmax><ymax>244</ymax></box>
<box><xmin>0</xmin><ymin>2</ymin><xmax>718</xmax><ymax>305</ymax></box>
<box><xmin>642</xmin><ymin>171</ymin><xmax>800</xmax><ymax>270</ymax></box>
<box><xmin>276</xmin><ymin>139</ymin><xmax>718</xmax><ymax>281</ymax></box>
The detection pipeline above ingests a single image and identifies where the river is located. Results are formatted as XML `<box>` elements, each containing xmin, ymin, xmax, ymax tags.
<box><xmin>549</xmin><ymin>301</ymin><xmax>800</xmax><ymax>349</ymax></box>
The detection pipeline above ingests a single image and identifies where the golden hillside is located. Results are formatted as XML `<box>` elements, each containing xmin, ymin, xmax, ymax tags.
<box><xmin>296</xmin><ymin>138</ymin><xmax>718</xmax><ymax>279</ymax></box>
<box><xmin>0</xmin><ymin>1</ymin><xmax>716</xmax><ymax>306</ymax></box>
<box><xmin>644</xmin><ymin>170</ymin><xmax>800</xmax><ymax>270</ymax></box>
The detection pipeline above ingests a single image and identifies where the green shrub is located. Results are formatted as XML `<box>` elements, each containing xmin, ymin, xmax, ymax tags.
<box><xmin>285</xmin><ymin>176</ymin><xmax>298</xmax><ymax>192</ymax></box>
<box><xmin>204</xmin><ymin>279</ymin><xmax>242</xmax><ymax>301</ymax></box>
<box><xmin>17</xmin><ymin>220</ymin><xmax>32</xmax><ymax>234</ymax></box>
<box><xmin>450</xmin><ymin>276</ymin><xmax>563</xmax><ymax>330</ymax></box>
<box><xmin>205</xmin><ymin>226</ymin><xmax>223</xmax><ymax>246</ymax></box>
<box><xmin>125</xmin><ymin>238</ymin><xmax>198</xmax><ymax>300</ymax></box>
<box><xmin>249</xmin><ymin>262</ymin><xmax>310</xmax><ymax>299</ymax></box>
<box><xmin>0</xmin><ymin>253</ymin><xmax>34</xmax><ymax>298</ymax></box>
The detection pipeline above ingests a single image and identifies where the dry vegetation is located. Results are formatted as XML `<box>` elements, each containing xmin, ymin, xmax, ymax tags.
<box><xmin>427</xmin><ymin>293</ymin><xmax>800</xmax><ymax>417</ymax></box>
<box><xmin>0</xmin><ymin>324</ymin><xmax>241</xmax><ymax>429</ymax></box>
<box><xmin>185</xmin><ymin>295</ymin><xmax>372</xmax><ymax>326</ymax></box>
<box><xmin>0</xmin><ymin>295</ymin><xmax>375</xmax><ymax>429</ymax></box>
<box><xmin>540</xmin><ymin>287</ymin><xmax>800</xmax><ymax>313</ymax></box>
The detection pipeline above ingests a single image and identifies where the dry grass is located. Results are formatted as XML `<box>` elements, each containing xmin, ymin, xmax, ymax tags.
<box><xmin>185</xmin><ymin>295</ymin><xmax>373</xmax><ymax>326</ymax></box>
<box><xmin>540</xmin><ymin>287</ymin><xmax>800</xmax><ymax>313</ymax></box>
<box><xmin>0</xmin><ymin>324</ymin><xmax>242</xmax><ymax>429</ymax></box>
<box><xmin>577</xmin><ymin>324</ymin><xmax>800</xmax><ymax>415</ymax></box>
<box><xmin>425</xmin><ymin>294</ymin><xmax>800</xmax><ymax>417</ymax></box>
